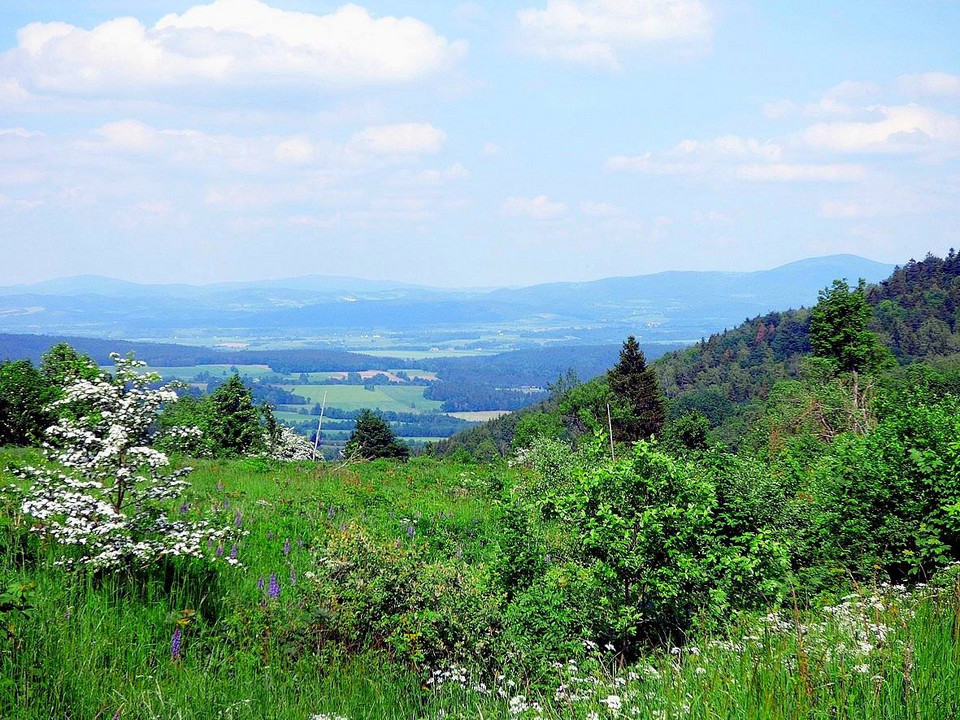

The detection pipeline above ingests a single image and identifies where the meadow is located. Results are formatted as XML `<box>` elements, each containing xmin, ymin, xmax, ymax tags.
<box><xmin>3</xmin><ymin>450</ymin><xmax>960</xmax><ymax>719</ymax></box>
<box><xmin>278</xmin><ymin>385</ymin><xmax>443</xmax><ymax>414</ymax></box>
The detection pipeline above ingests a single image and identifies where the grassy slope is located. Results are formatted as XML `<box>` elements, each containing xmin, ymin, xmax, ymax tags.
<box><xmin>3</xmin><ymin>451</ymin><xmax>960</xmax><ymax>718</ymax></box>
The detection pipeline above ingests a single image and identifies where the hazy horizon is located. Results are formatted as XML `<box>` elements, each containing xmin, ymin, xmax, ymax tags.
<box><xmin>1</xmin><ymin>252</ymin><xmax>899</xmax><ymax>291</ymax></box>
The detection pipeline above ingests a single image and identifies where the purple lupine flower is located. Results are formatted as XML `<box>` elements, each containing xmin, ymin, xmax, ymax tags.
<box><xmin>234</xmin><ymin>510</ymin><xmax>242</xmax><ymax>528</ymax></box>
<box><xmin>283</xmin><ymin>538</ymin><xmax>291</xmax><ymax>556</ymax></box>
<box><xmin>171</xmin><ymin>626</ymin><xmax>182</xmax><ymax>661</ymax></box>
<box><xmin>207</xmin><ymin>537</ymin><xmax>214</xmax><ymax>549</ymax></box>
<box><xmin>406</xmin><ymin>524</ymin><xmax>415</xmax><ymax>539</ymax></box>
<box><xmin>268</xmin><ymin>573</ymin><xmax>280</xmax><ymax>599</ymax></box>
<box><xmin>179</xmin><ymin>500</ymin><xmax>190</xmax><ymax>514</ymax></box>
<box><xmin>216</xmin><ymin>545</ymin><xmax>224</xmax><ymax>558</ymax></box>
<box><xmin>327</xmin><ymin>505</ymin><xmax>335</xmax><ymax>520</ymax></box>
<box><xmin>257</xmin><ymin>576</ymin><xmax>264</xmax><ymax>591</ymax></box>
<box><xmin>229</xmin><ymin>544</ymin><xmax>238</xmax><ymax>561</ymax></box>
<box><xmin>289</xmin><ymin>567</ymin><xmax>297</xmax><ymax>585</ymax></box>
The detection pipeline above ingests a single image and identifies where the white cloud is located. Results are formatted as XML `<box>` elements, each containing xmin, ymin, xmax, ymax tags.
<box><xmin>580</xmin><ymin>200</ymin><xmax>622</xmax><ymax>216</ymax></box>
<box><xmin>275</xmin><ymin>137</ymin><xmax>315</xmax><ymax>165</ymax></box>
<box><xmin>517</xmin><ymin>0</ymin><xmax>711</xmax><ymax>70</ymax></box>
<box><xmin>735</xmin><ymin>163</ymin><xmax>865</xmax><ymax>182</ymax></box>
<box><xmin>502</xmin><ymin>194</ymin><xmax>567</xmax><ymax>219</ymax></box>
<box><xmin>392</xmin><ymin>163</ymin><xmax>471</xmax><ymax>186</ymax></box>
<box><xmin>607</xmin><ymin>134</ymin><xmax>782</xmax><ymax>176</ymax></box>
<box><xmin>608</xmin><ymin>132</ymin><xmax>869</xmax><ymax>183</ymax></box>
<box><xmin>97</xmin><ymin>120</ymin><xmax>162</xmax><ymax>153</ymax></box>
<box><xmin>897</xmin><ymin>72</ymin><xmax>960</xmax><ymax>97</ymax></box>
<box><xmin>803</xmin><ymin>104</ymin><xmax>960</xmax><ymax>154</ymax></box>
<box><xmin>0</xmin><ymin>1</ymin><xmax>466</xmax><ymax>98</ymax></box>
<box><xmin>350</xmin><ymin>123</ymin><xmax>446</xmax><ymax>155</ymax></box>
<box><xmin>0</xmin><ymin>127</ymin><xmax>44</xmax><ymax>139</ymax></box>
<box><xmin>763</xmin><ymin>81</ymin><xmax>882</xmax><ymax>119</ymax></box>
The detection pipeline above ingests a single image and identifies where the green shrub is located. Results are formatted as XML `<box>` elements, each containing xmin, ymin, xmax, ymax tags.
<box><xmin>306</xmin><ymin>523</ymin><xmax>502</xmax><ymax>668</ymax></box>
<box><xmin>807</xmin><ymin>395</ymin><xmax>960</xmax><ymax>583</ymax></box>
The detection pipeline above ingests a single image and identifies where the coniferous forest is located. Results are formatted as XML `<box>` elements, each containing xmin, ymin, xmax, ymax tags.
<box><xmin>1</xmin><ymin>254</ymin><xmax>960</xmax><ymax>717</ymax></box>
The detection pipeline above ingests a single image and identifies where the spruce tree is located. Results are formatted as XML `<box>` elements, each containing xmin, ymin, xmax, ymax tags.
<box><xmin>344</xmin><ymin>410</ymin><xmax>409</xmax><ymax>461</ymax></box>
<box><xmin>607</xmin><ymin>336</ymin><xmax>666</xmax><ymax>442</ymax></box>
<box><xmin>208</xmin><ymin>375</ymin><xmax>266</xmax><ymax>456</ymax></box>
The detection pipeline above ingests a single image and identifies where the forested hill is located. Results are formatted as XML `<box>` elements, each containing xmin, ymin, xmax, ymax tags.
<box><xmin>658</xmin><ymin>251</ymin><xmax>960</xmax><ymax>430</ymax></box>
<box><xmin>0</xmin><ymin>333</ymin><xmax>398</xmax><ymax>372</ymax></box>
<box><xmin>440</xmin><ymin>251</ymin><xmax>960</xmax><ymax>454</ymax></box>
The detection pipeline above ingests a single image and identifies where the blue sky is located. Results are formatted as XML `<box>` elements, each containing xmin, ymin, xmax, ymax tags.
<box><xmin>0</xmin><ymin>0</ymin><xmax>958</xmax><ymax>287</ymax></box>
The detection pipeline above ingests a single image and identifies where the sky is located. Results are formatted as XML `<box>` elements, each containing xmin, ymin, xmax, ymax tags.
<box><xmin>0</xmin><ymin>0</ymin><xmax>958</xmax><ymax>287</ymax></box>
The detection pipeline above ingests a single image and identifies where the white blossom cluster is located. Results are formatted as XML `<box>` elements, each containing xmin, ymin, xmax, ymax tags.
<box><xmin>19</xmin><ymin>353</ymin><xmax>235</xmax><ymax>570</ymax></box>
<box><xmin>267</xmin><ymin>425</ymin><xmax>315</xmax><ymax>461</ymax></box>
<box><xmin>156</xmin><ymin>425</ymin><xmax>210</xmax><ymax>457</ymax></box>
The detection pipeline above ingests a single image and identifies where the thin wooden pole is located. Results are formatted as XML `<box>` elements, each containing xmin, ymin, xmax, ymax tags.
<box><xmin>606</xmin><ymin>403</ymin><xmax>615</xmax><ymax>461</ymax></box>
<box><xmin>312</xmin><ymin>391</ymin><xmax>328</xmax><ymax>462</ymax></box>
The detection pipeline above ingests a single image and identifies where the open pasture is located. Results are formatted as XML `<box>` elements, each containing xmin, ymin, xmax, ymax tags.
<box><xmin>280</xmin><ymin>384</ymin><xmax>443</xmax><ymax>413</ymax></box>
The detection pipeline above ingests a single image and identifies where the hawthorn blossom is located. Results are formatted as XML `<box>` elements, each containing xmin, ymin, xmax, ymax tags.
<box><xmin>19</xmin><ymin>353</ymin><xmax>239</xmax><ymax>570</ymax></box>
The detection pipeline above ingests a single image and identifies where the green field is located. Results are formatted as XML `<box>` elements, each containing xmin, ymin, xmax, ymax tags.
<box><xmin>390</xmin><ymin>368</ymin><xmax>438</xmax><ymax>380</ymax></box>
<box><xmin>447</xmin><ymin>410</ymin><xmax>511</xmax><ymax>422</ymax></box>
<box><xmin>281</xmin><ymin>384</ymin><xmax>443</xmax><ymax>413</ymax></box>
<box><xmin>142</xmin><ymin>364</ymin><xmax>278</xmax><ymax>380</ymax></box>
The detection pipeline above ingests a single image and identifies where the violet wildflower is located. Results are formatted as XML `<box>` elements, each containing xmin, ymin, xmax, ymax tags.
<box><xmin>283</xmin><ymin>538</ymin><xmax>291</xmax><ymax>556</ymax></box>
<box><xmin>234</xmin><ymin>510</ymin><xmax>242</xmax><ymax>528</ymax></box>
<box><xmin>406</xmin><ymin>524</ymin><xmax>415</xmax><ymax>539</ymax></box>
<box><xmin>179</xmin><ymin>500</ymin><xmax>189</xmax><ymax>515</ymax></box>
<box><xmin>327</xmin><ymin>505</ymin><xmax>335</xmax><ymax>520</ymax></box>
<box><xmin>290</xmin><ymin>567</ymin><xmax>297</xmax><ymax>585</ymax></box>
<box><xmin>257</xmin><ymin>576</ymin><xmax>264</xmax><ymax>591</ymax></box>
<box><xmin>268</xmin><ymin>573</ymin><xmax>280</xmax><ymax>599</ymax></box>
<box><xmin>171</xmin><ymin>626</ymin><xmax>182</xmax><ymax>661</ymax></box>
<box><xmin>229</xmin><ymin>544</ymin><xmax>238</xmax><ymax>561</ymax></box>
<box><xmin>216</xmin><ymin>545</ymin><xmax>224</xmax><ymax>558</ymax></box>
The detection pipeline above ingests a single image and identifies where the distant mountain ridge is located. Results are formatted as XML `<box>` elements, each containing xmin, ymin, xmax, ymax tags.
<box><xmin>0</xmin><ymin>255</ymin><xmax>896</xmax><ymax>348</ymax></box>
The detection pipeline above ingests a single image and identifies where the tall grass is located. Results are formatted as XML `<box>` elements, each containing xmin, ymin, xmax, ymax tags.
<box><xmin>2</xmin><ymin>452</ymin><xmax>959</xmax><ymax>719</ymax></box>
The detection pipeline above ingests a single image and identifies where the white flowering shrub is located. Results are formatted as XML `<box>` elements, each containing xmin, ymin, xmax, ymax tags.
<box><xmin>20</xmin><ymin>353</ymin><xmax>233</xmax><ymax>570</ymax></box>
<box><xmin>267</xmin><ymin>425</ymin><xmax>315</xmax><ymax>461</ymax></box>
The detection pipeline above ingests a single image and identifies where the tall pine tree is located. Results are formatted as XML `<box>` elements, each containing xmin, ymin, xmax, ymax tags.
<box><xmin>607</xmin><ymin>336</ymin><xmax>666</xmax><ymax>442</ymax></box>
